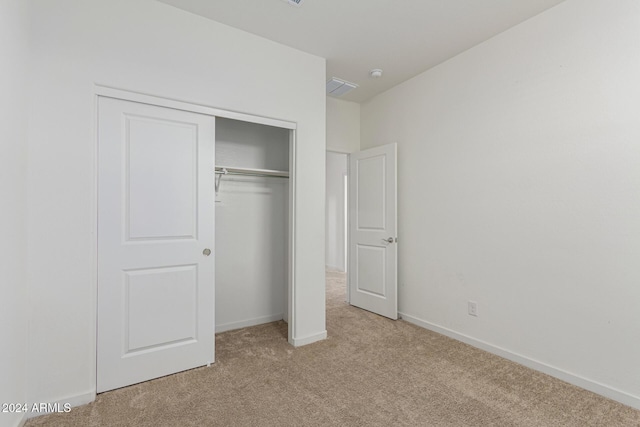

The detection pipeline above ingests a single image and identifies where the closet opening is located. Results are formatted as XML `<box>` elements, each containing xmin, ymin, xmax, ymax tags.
<box><xmin>214</xmin><ymin>117</ymin><xmax>291</xmax><ymax>334</ymax></box>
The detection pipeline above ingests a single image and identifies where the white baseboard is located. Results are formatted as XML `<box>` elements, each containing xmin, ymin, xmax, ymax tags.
<box><xmin>216</xmin><ymin>313</ymin><xmax>284</xmax><ymax>333</ymax></box>
<box><xmin>289</xmin><ymin>330</ymin><xmax>327</xmax><ymax>347</ymax></box>
<box><xmin>399</xmin><ymin>312</ymin><xmax>640</xmax><ymax>411</ymax></box>
<box><xmin>12</xmin><ymin>412</ymin><xmax>27</xmax><ymax>427</ymax></box>
<box><xmin>26</xmin><ymin>389</ymin><xmax>95</xmax><ymax>420</ymax></box>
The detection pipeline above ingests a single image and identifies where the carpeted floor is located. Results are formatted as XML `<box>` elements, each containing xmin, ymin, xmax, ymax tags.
<box><xmin>27</xmin><ymin>270</ymin><xmax>640</xmax><ymax>426</ymax></box>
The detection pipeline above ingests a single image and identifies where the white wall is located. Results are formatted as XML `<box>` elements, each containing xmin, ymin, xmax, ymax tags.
<box><xmin>216</xmin><ymin>118</ymin><xmax>290</xmax><ymax>171</ymax></box>
<box><xmin>215</xmin><ymin>118</ymin><xmax>289</xmax><ymax>332</ymax></box>
<box><xmin>325</xmin><ymin>96</ymin><xmax>358</xmax><ymax>273</ymax></box>
<box><xmin>325</xmin><ymin>152</ymin><xmax>348</xmax><ymax>271</ymax></box>
<box><xmin>361</xmin><ymin>0</ymin><xmax>640</xmax><ymax>409</ymax></box>
<box><xmin>26</xmin><ymin>0</ymin><xmax>326</xmax><ymax>408</ymax></box>
<box><xmin>0</xmin><ymin>1</ymin><xmax>30</xmax><ymax>426</ymax></box>
<box><xmin>326</xmin><ymin>97</ymin><xmax>360</xmax><ymax>153</ymax></box>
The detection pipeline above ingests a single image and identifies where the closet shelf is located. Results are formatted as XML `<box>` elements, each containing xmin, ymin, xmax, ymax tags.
<box><xmin>215</xmin><ymin>166</ymin><xmax>289</xmax><ymax>178</ymax></box>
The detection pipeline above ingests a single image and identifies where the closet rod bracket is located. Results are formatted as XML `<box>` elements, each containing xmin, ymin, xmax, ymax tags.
<box><xmin>215</xmin><ymin>167</ymin><xmax>228</xmax><ymax>193</ymax></box>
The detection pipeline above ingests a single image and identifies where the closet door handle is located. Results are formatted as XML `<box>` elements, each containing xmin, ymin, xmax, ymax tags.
<box><xmin>203</xmin><ymin>248</ymin><xmax>212</xmax><ymax>256</ymax></box>
<box><xmin>383</xmin><ymin>237</ymin><xmax>394</xmax><ymax>244</ymax></box>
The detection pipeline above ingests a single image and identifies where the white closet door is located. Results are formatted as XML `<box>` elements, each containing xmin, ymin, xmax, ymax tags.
<box><xmin>97</xmin><ymin>97</ymin><xmax>215</xmax><ymax>392</ymax></box>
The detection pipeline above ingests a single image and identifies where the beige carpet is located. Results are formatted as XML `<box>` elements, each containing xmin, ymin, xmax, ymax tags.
<box><xmin>27</xmin><ymin>270</ymin><xmax>640</xmax><ymax>426</ymax></box>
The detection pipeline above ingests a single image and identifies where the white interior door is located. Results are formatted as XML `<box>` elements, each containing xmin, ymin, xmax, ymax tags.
<box><xmin>97</xmin><ymin>97</ymin><xmax>215</xmax><ymax>392</ymax></box>
<box><xmin>348</xmin><ymin>143</ymin><xmax>397</xmax><ymax>319</ymax></box>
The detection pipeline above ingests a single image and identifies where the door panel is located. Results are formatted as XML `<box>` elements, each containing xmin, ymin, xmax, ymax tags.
<box><xmin>125</xmin><ymin>265</ymin><xmax>198</xmax><ymax>353</ymax></box>
<box><xmin>356</xmin><ymin>245</ymin><xmax>386</xmax><ymax>297</ymax></box>
<box><xmin>97</xmin><ymin>97</ymin><xmax>215</xmax><ymax>392</ymax></box>
<box><xmin>126</xmin><ymin>115</ymin><xmax>198</xmax><ymax>240</ymax></box>
<box><xmin>349</xmin><ymin>143</ymin><xmax>397</xmax><ymax>319</ymax></box>
<box><xmin>356</xmin><ymin>155</ymin><xmax>386</xmax><ymax>229</ymax></box>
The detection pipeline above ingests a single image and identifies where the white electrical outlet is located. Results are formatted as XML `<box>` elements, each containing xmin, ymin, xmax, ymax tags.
<box><xmin>468</xmin><ymin>301</ymin><xmax>478</xmax><ymax>317</ymax></box>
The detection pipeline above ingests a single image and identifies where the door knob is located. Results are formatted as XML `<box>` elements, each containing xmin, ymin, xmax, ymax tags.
<box><xmin>203</xmin><ymin>248</ymin><xmax>212</xmax><ymax>256</ymax></box>
<box><xmin>384</xmin><ymin>237</ymin><xmax>394</xmax><ymax>243</ymax></box>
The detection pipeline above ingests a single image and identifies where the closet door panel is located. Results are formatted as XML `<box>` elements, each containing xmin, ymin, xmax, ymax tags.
<box><xmin>126</xmin><ymin>115</ymin><xmax>197</xmax><ymax>240</ymax></box>
<box><xmin>97</xmin><ymin>96</ymin><xmax>215</xmax><ymax>393</ymax></box>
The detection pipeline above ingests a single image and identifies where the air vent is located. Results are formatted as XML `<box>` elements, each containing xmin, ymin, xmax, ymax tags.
<box><xmin>326</xmin><ymin>78</ymin><xmax>358</xmax><ymax>97</ymax></box>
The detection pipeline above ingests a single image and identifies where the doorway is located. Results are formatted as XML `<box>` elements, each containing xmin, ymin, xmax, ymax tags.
<box><xmin>326</xmin><ymin>144</ymin><xmax>398</xmax><ymax>319</ymax></box>
<box><xmin>325</xmin><ymin>151</ymin><xmax>349</xmax><ymax>297</ymax></box>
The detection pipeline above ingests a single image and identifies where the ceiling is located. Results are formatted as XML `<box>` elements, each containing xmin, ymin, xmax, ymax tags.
<box><xmin>156</xmin><ymin>0</ymin><xmax>566</xmax><ymax>103</ymax></box>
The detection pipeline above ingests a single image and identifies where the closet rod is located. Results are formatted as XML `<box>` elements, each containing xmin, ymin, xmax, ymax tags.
<box><xmin>215</xmin><ymin>166</ymin><xmax>289</xmax><ymax>179</ymax></box>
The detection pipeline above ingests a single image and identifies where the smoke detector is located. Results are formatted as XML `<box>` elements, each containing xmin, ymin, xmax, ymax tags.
<box><xmin>326</xmin><ymin>78</ymin><xmax>358</xmax><ymax>97</ymax></box>
<box><xmin>369</xmin><ymin>69</ymin><xmax>383</xmax><ymax>78</ymax></box>
<box><xmin>282</xmin><ymin>0</ymin><xmax>304</xmax><ymax>6</ymax></box>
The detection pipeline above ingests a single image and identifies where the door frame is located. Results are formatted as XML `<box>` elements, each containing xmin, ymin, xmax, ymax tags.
<box><xmin>92</xmin><ymin>85</ymin><xmax>298</xmax><ymax>393</ymax></box>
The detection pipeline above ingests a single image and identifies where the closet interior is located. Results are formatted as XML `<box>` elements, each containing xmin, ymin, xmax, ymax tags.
<box><xmin>214</xmin><ymin>117</ymin><xmax>290</xmax><ymax>333</ymax></box>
